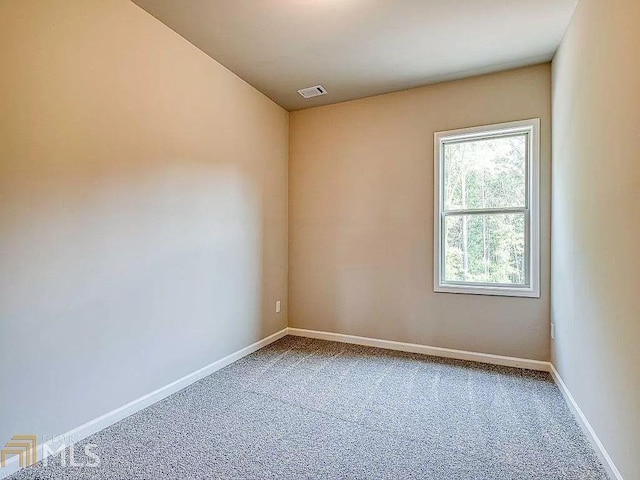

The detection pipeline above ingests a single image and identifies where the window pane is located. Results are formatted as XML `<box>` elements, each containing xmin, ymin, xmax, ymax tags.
<box><xmin>443</xmin><ymin>135</ymin><xmax>526</xmax><ymax>210</ymax></box>
<box><xmin>444</xmin><ymin>213</ymin><xmax>526</xmax><ymax>285</ymax></box>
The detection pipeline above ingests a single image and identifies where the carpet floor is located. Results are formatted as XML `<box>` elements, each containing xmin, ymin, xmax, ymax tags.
<box><xmin>10</xmin><ymin>336</ymin><xmax>608</xmax><ymax>479</ymax></box>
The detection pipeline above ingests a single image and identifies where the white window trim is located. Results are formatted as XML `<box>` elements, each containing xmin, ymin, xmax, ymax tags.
<box><xmin>433</xmin><ymin>118</ymin><xmax>540</xmax><ymax>298</ymax></box>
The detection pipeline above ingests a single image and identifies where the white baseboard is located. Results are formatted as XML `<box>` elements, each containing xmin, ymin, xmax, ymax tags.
<box><xmin>0</xmin><ymin>328</ymin><xmax>287</xmax><ymax>480</ymax></box>
<box><xmin>287</xmin><ymin>327</ymin><xmax>550</xmax><ymax>372</ymax></box>
<box><xmin>550</xmin><ymin>364</ymin><xmax>623</xmax><ymax>480</ymax></box>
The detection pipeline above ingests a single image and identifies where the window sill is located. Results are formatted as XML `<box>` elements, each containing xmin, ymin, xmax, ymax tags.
<box><xmin>434</xmin><ymin>284</ymin><xmax>540</xmax><ymax>298</ymax></box>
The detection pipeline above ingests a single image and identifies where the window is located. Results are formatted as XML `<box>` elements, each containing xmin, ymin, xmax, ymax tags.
<box><xmin>434</xmin><ymin>119</ymin><xmax>540</xmax><ymax>297</ymax></box>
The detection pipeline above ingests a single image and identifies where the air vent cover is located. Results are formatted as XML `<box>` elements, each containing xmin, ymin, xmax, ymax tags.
<box><xmin>297</xmin><ymin>85</ymin><xmax>327</xmax><ymax>99</ymax></box>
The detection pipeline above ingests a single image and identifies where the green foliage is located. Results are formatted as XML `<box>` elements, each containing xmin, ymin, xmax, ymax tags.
<box><xmin>443</xmin><ymin>135</ymin><xmax>527</xmax><ymax>285</ymax></box>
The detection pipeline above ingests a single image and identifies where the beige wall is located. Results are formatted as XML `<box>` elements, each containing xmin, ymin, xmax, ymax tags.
<box><xmin>551</xmin><ymin>0</ymin><xmax>640</xmax><ymax>478</ymax></box>
<box><xmin>0</xmin><ymin>0</ymin><xmax>288</xmax><ymax>445</ymax></box>
<box><xmin>289</xmin><ymin>64</ymin><xmax>551</xmax><ymax>361</ymax></box>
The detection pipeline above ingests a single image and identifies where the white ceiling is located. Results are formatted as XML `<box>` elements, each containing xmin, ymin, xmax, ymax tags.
<box><xmin>132</xmin><ymin>0</ymin><xmax>577</xmax><ymax>111</ymax></box>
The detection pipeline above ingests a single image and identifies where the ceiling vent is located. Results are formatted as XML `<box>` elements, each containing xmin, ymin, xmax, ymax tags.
<box><xmin>297</xmin><ymin>85</ymin><xmax>327</xmax><ymax>99</ymax></box>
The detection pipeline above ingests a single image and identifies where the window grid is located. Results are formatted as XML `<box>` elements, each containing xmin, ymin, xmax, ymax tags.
<box><xmin>433</xmin><ymin>119</ymin><xmax>540</xmax><ymax>298</ymax></box>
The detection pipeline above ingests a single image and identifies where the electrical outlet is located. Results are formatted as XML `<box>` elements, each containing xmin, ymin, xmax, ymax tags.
<box><xmin>551</xmin><ymin>323</ymin><xmax>555</xmax><ymax>340</ymax></box>
<box><xmin>275</xmin><ymin>300</ymin><xmax>281</xmax><ymax>313</ymax></box>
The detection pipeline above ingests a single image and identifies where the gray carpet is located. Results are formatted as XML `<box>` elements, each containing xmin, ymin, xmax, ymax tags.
<box><xmin>10</xmin><ymin>336</ymin><xmax>608</xmax><ymax>479</ymax></box>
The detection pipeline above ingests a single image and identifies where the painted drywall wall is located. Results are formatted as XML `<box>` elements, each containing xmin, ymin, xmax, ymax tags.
<box><xmin>289</xmin><ymin>64</ymin><xmax>551</xmax><ymax>361</ymax></box>
<box><xmin>551</xmin><ymin>0</ymin><xmax>640</xmax><ymax>477</ymax></box>
<box><xmin>0</xmin><ymin>0</ymin><xmax>288</xmax><ymax>447</ymax></box>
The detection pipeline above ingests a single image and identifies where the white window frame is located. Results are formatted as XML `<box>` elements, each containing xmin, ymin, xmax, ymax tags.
<box><xmin>433</xmin><ymin>118</ymin><xmax>540</xmax><ymax>298</ymax></box>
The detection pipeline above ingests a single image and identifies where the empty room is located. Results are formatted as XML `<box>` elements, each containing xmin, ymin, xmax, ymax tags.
<box><xmin>1</xmin><ymin>0</ymin><xmax>638</xmax><ymax>479</ymax></box>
